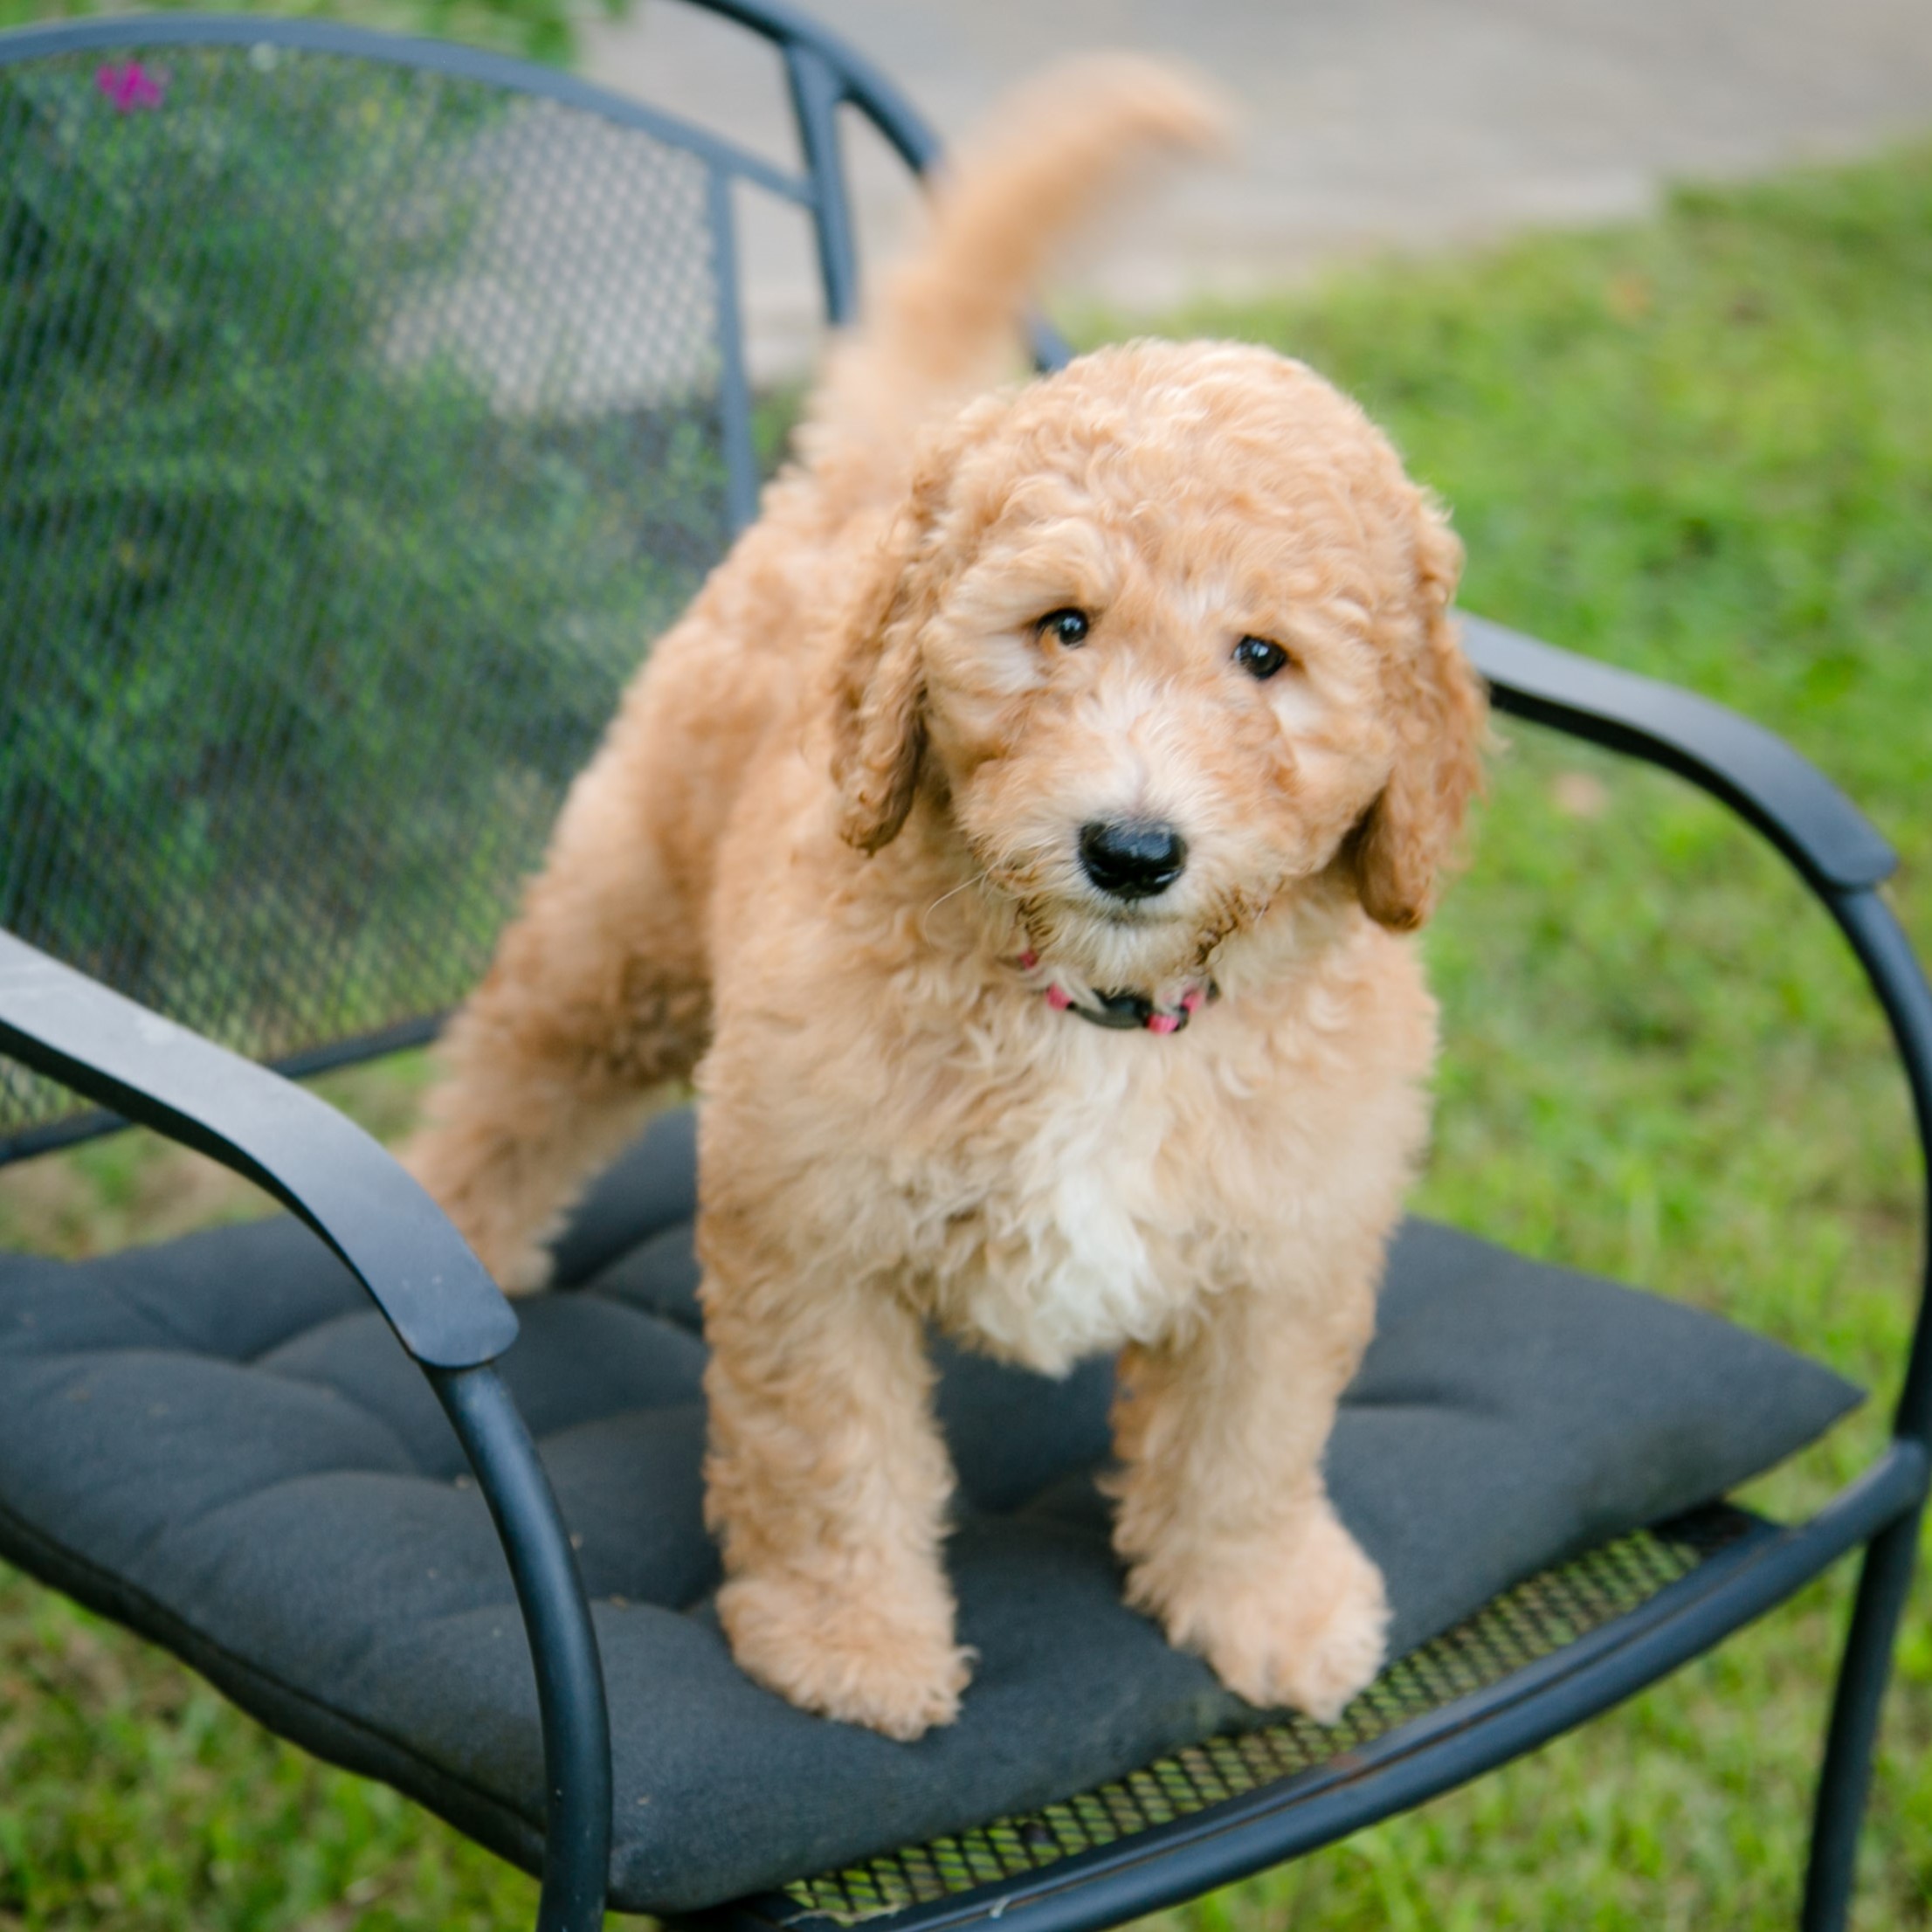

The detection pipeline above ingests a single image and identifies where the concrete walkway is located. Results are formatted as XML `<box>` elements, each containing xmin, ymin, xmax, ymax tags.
<box><xmin>584</xmin><ymin>0</ymin><xmax>1932</xmax><ymax>374</ymax></box>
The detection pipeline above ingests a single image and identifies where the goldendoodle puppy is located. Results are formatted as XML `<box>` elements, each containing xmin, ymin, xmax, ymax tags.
<box><xmin>407</xmin><ymin>59</ymin><xmax>1487</xmax><ymax>1742</ymax></box>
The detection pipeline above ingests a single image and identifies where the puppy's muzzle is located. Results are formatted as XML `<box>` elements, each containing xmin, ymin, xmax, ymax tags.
<box><xmin>1079</xmin><ymin>819</ymin><xmax>1188</xmax><ymax>900</ymax></box>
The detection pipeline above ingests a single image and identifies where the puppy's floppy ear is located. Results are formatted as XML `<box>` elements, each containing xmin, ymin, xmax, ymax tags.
<box><xmin>1349</xmin><ymin>494</ymin><xmax>1487</xmax><ymax>931</ymax></box>
<box><xmin>830</xmin><ymin>434</ymin><xmax>971</xmax><ymax>853</ymax></box>
<box><xmin>831</xmin><ymin>507</ymin><xmax>935</xmax><ymax>854</ymax></box>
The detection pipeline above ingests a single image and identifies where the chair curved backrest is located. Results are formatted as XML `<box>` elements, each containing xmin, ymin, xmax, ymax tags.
<box><xmin>0</xmin><ymin>3</ymin><xmax>944</xmax><ymax>1162</ymax></box>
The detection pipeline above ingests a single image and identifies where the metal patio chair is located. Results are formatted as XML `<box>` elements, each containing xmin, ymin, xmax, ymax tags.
<box><xmin>0</xmin><ymin>6</ymin><xmax>1926</xmax><ymax>1930</ymax></box>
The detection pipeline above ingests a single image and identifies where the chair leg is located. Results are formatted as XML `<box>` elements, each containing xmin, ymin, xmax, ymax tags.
<box><xmin>434</xmin><ymin>1366</ymin><xmax>613</xmax><ymax>1932</ymax></box>
<box><xmin>1801</xmin><ymin>1501</ymin><xmax>1926</xmax><ymax>1932</ymax></box>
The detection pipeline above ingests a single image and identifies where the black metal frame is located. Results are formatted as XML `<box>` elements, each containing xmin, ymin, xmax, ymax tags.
<box><xmin>0</xmin><ymin>9</ymin><xmax>1927</xmax><ymax>1932</ymax></box>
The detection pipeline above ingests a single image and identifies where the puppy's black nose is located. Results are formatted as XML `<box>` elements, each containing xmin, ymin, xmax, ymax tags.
<box><xmin>1079</xmin><ymin>820</ymin><xmax>1188</xmax><ymax>900</ymax></box>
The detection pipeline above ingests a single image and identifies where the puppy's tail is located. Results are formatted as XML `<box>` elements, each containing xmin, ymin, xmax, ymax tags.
<box><xmin>800</xmin><ymin>56</ymin><xmax>1226</xmax><ymax>482</ymax></box>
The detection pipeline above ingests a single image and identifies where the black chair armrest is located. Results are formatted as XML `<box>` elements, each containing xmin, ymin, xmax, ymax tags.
<box><xmin>0</xmin><ymin>927</ymin><xmax>516</xmax><ymax>1370</ymax></box>
<box><xmin>0</xmin><ymin>928</ymin><xmax>612</xmax><ymax>1926</ymax></box>
<box><xmin>1460</xmin><ymin>614</ymin><xmax>1898</xmax><ymax>898</ymax></box>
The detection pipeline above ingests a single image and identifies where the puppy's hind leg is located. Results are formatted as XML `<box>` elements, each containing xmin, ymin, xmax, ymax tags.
<box><xmin>405</xmin><ymin>762</ymin><xmax>709</xmax><ymax>1294</ymax></box>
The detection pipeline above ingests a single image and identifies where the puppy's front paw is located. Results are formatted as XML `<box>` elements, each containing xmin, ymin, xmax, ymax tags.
<box><xmin>1136</xmin><ymin>1507</ymin><xmax>1389</xmax><ymax>1724</ymax></box>
<box><xmin>719</xmin><ymin>1570</ymin><xmax>973</xmax><ymax>1742</ymax></box>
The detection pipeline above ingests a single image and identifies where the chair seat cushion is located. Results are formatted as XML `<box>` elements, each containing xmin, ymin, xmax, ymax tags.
<box><xmin>0</xmin><ymin>1107</ymin><xmax>1859</xmax><ymax>1914</ymax></box>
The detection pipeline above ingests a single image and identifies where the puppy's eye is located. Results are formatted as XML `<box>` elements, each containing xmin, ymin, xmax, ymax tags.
<box><xmin>1233</xmin><ymin>636</ymin><xmax>1291</xmax><ymax>680</ymax></box>
<box><xmin>1036</xmin><ymin>608</ymin><xmax>1090</xmax><ymax>649</ymax></box>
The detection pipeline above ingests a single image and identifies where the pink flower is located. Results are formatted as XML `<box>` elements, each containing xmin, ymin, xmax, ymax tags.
<box><xmin>95</xmin><ymin>61</ymin><xmax>165</xmax><ymax>114</ymax></box>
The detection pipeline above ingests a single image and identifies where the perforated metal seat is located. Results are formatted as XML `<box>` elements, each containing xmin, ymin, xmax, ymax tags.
<box><xmin>0</xmin><ymin>10</ymin><xmax>1928</xmax><ymax>1932</ymax></box>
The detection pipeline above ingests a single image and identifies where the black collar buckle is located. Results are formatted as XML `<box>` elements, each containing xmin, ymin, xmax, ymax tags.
<box><xmin>1071</xmin><ymin>989</ymin><xmax>1182</xmax><ymax>1032</ymax></box>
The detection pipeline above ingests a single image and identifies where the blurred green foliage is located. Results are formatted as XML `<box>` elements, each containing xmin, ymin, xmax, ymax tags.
<box><xmin>0</xmin><ymin>48</ymin><xmax>725</xmax><ymax>1078</ymax></box>
<box><xmin>0</xmin><ymin>0</ymin><xmax>625</xmax><ymax>70</ymax></box>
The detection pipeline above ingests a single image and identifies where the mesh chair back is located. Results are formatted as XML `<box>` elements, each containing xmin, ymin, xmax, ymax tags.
<box><xmin>0</xmin><ymin>10</ymin><xmax>915</xmax><ymax>1161</ymax></box>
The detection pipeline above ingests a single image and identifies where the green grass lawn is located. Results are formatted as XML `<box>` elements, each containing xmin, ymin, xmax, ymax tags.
<box><xmin>4</xmin><ymin>139</ymin><xmax>1932</xmax><ymax>1929</ymax></box>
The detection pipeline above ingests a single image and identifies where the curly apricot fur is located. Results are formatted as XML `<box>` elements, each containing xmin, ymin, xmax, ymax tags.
<box><xmin>408</xmin><ymin>55</ymin><xmax>1485</xmax><ymax>1739</ymax></box>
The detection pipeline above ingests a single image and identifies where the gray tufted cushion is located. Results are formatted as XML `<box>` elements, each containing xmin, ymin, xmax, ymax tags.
<box><xmin>0</xmin><ymin>1107</ymin><xmax>1859</xmax><ymax>1913</ymax></box>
